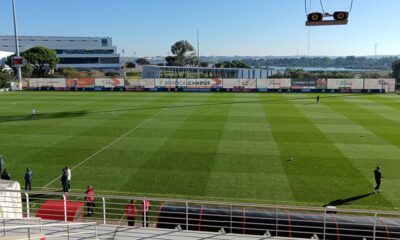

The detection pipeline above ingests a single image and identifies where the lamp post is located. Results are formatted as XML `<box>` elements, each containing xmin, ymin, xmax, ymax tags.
<box><xmin>12</xmin><ymin>0</ymin><xmax>22</xmax><ymax>90</ymax></box>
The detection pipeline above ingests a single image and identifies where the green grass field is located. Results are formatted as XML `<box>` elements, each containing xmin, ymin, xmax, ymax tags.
<box><xmin>1</xmin><ymin>91</ymin><xmax>399</xmax><ymax>210</ymax></box>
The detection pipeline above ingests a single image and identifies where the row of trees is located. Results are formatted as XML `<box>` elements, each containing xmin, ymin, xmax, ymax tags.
<box><xmin>240</xmin><ymin>56</ymin><xmax>399</xmax><ymax>70</ymax></box>
<box><xmin>272</xmin><ymin>68</ymin><xmax>392</xmax><ymax>79</ymax></box>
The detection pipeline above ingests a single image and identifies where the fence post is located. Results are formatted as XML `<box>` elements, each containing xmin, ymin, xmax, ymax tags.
<box><xmin>230</xmin><ymin>205</ymin><xmax>233</xmax><ymax>234</ymax></box>
<box><xmin>143</xmin><ymin>198</ymin><xmax>147</xmax><ymax>228</ymax></box>
<box><xmin>275</xmin><ymin>208</ymin><xmax>279</xmax><ymax>237</ymax></box>
<box><xmin>373</xmin><ymin>212</ymin><xmax>377</xmax><ymax>240</ymax></box>
<box><xmin>39</xmin><ymin>218</ymin><xmax>42</xmax><ymax>235</ymax></box>
<box><xmin>62</xmin><ymin>194</ymin><xmax>67</xmax><ymax>222</ymax></box>
<box><xmin>94</xmin><ymin>223</ymin><xmax>98</xmax><ymax>239</ymax></box>
<box><xmin>27</xmin><ymin>225</ymin><xmax>31</xmax><ymax>240</ymax></box>
<box><xmin>185</xmin><ymin>202</ymin><xmax>189</xmax><ymax>231</ymax></box>
<box><xmin>102</xmin><ymin>197</ymin><xmax>106</xmax><ymax>225</ymax></box>
<box><xmin>67</xmin><ymin>224</ymin><xmax>70</xmax><ymax>240</ymax></box>
<box><xmin>323</xmin><ymin>209</ymin><xmax>326</xmax><ymax>240</ymax></box>
<box><xmin>24</xmin><ymin>192</ymin><xmax>30</xmax><ymax>218</ymax></box>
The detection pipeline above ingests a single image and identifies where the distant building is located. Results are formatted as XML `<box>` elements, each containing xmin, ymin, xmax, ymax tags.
<box><xmin>0</xmin><ymin>36</ymin><xmax>120</xmax><ymax>72</ymax></box>
<box><xmin>142</xmin><ymin>65</ymin><xmax>271</xmax><ymax>79</ymax></box>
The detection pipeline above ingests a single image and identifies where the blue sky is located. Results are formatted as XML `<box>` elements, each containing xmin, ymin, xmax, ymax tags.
<box><xmin>1</xmin><ymin>0</ymin><xmax>399</xmax><ymax>57</ymax></box>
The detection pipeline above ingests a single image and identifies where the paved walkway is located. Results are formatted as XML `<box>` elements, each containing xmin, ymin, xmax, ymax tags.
<box><xmin>1</xmin><ymin>218</ymin><xmax>302</xmax><ymax>240</ymax></box>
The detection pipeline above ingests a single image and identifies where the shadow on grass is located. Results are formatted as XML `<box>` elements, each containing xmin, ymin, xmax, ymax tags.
<box><xmin>0</xmin><ymin>110</ymin><xmax>89</xmax><ymax>123</ymax></box>
<box><xmin>324</xmin><ymin>192</ymin><xmax>374</xmax><ymax>207</ymax></box>
<box><xmin>0</xmin><ymin>93</ymin><xmax>365</xmax><ymax>123</ymax></box>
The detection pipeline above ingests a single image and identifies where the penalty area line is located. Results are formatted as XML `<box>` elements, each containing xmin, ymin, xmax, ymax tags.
<box><xmin>42</xmin><ymin>108</ymin><xmax>166</xmax><ymax>188</ymax></box>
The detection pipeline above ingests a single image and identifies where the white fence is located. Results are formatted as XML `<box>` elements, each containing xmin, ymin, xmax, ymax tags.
<box><xmin>1</xmin><ymin>190</ymin><xmax>400</xmax><ymax>239</ymax></box>
<box><xmin>0</xmin><ymin>218</ymin><xmax>97</xmax><ymax>239</ymax></box>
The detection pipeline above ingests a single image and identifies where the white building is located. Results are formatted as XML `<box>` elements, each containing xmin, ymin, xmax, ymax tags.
<box><xmin>0</xmin><ymin>36</ymin><xmax>120</xmax><ymax>72</ymax></box>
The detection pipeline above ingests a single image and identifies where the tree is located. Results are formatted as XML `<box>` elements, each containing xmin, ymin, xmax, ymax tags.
<box><xmin>215</xmin><ymin>61</ymin><xmax>250</xmax><ymax>69</ymax></box>
<box><xmin>199</xmin><ymin>62</ymin><xmax>209</xmax><ymax>67</ymax></box>
<box><xmin>0</xmin><ymin>69</ymin><xmax>12</xmax><ymax>88</ymax></box>
<box><xmin>166</xmin><ymin>40</ymin><xmax>197</xmax><ymax>66</ymax></box>
<box><xmin>59</xmin><ymin>67</ymin><xmax>81</xmax><ymax>77</ymax></box>
<box><xmin>393</xmin><ymin>60</ymin><xmax>400</xmax><ymax>90</ymax></box>
<box><xmin>22</xmin><ymin>46</ymin><xmax>59</xmax><ymax>77</ymax></box>
<box><xmin>126</xmin><ymin>61</ymin><xmax>136</xmax><ymax>68</ymax></box>
<box><xmin>135</xmin><ymin>58</ymin><xmax>150</xmax><ymax>65</ymax></box>
<box><xmin>165</xmin><ymin>56</ymin><xmax>178</xmax><ymax>66</ymax></box>
<box><xmin>392</xmin><ymin>60</ymin><xmax>400</xmax><ymax>80</ymax></box>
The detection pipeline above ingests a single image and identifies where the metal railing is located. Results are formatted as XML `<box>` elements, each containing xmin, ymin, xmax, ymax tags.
<box><xmin>1</xmin><ymin>190</ymin><xmax>400</xmax><ymax>239</ymax></box>
<box><xmin>1</xmin><ymin>217</ymin><xmax>42</xmax><ymax>237</ymax></box>
<box><xmin>0</xmin><ymin>221</ymin><xmax>97</xmax><ymax>239</ymax></box>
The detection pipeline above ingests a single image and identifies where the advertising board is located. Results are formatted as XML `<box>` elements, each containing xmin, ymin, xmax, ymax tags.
<box><xmin>257</xmin><ymin>78</ymin><xmax>292</xmax><ymax>89</ymax></box>
<box><xmin>186</xmin><ymin>78</ymin><xmax>223</xmax><ymax>88</ymax></box>
<box><xmin>327</xmin><ymin>79</ymin><xmax>364</xmax><ymax>89</ymax></box>
<box><xmin>29</xmin><ymin>78</ymin><xmax>66</xmax><ymax>88</ymax></box>
<box><xmin>66</xmin><ymin>78</ymin><xmax>95</xmax><ymax>88</ymax></box>
<box><xmin>364</xmin><ymin>79</ymin><xmax>396</xmax><ymax>92</ymax></box>
<box><xmin>95</xmin><ymin>78</ymin><xmax>124</xmax><ymax>88</ymax></box>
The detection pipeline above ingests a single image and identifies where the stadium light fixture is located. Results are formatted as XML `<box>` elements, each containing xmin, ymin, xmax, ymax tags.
<box><xmin>304</xmin><ymin>0</ymin><xmax>353</xmax><ymax>26</ymax></box>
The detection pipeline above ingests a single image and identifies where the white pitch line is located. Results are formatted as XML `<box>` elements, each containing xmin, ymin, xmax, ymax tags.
<box><xmin>43</xmin><ymin>108</ymin><xmax>166</xmax><ymax>188</ymax></box>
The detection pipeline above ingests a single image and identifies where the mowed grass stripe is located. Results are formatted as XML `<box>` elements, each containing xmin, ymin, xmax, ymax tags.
<box><xmin>323</xmin><ymin>94</ymin><xmax>400</xmax><ymax>207</ymax></box>
<box><xmin>288</xmin><ymin>94</ymin><xmax>393</xmax><ymax>209</ymax></box>
<box><xmin>205</xmin><ymin>94</ymin><xmax>295</xmax><ymax>202</ymax></box>
<box><xmin>364</xmin><ymin>94</ymin><xmax>400</xmax><ymax>110</ymax></box>
<box><xmin>346</xmin><ymin>95</ymin><xmax>400</xmax><ymax>124</ymax></box>
<box><xmin>0</xmin><ymin>92</ymin><xmax>132</xmax><ymax>187</ymax></box>
<box><xmin>327</xmin><ymin>95</ymin><xmax>400</xmax><ymax>150</ymax></box>
<box><xmin>72</xmin><ymin>93</ymin><xmax>216</xmax><ymax>194</ymax></box>
<box><xmin>261</xmin><ymin>94</ymin><xmax>374</xmax><ymax>206</ymax></box>
<box><xmin>3</xmin><ymin>93</ymin><xmax>183</xmax><ymax>188</ymax></box>
<box><xmin>123</xmin><ymin>93</ymin><xmax>233</xmax><ymax>197</ymax></box>
<box><xmin>47</xmin><ymin>93</ymin><xmax>192</xmax><ymax>190</ymax></box>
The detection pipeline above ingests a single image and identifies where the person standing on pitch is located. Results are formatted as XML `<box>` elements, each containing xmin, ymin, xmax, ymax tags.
<box><xmin>32</xmin><ymin>108</ymin><xmax>37</xmax><ymax>119</ymax></box>
<box><xmin>374</xmin><ymin>166</ymin><xmax>382</xmax><ymax>193</ymax></box>
<box><xmin>24</xmin><ymin>168</ymin><xmax>33</xmax><ymax>190</ymax></box>
<box><xmin>316</xmin><ymin>95</ymin><xmax>320</xmax><ymax>103</ymax></box>
<box><xmin>0</xmin><ymin>155</ymin><xmax>4</xmax><ymax>173</ymax></box>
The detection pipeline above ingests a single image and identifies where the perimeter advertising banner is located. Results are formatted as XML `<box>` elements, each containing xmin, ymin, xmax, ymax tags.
<box><xmin>223</xmin><ymin>79</ymin><xmax>257</xmax><ymax>89</ymax></box>
<box><xmin>155</xmin><ymin>78</ymin><xmax>177</xmax><ymax>88</ymax></box>
<box><xmin>29</xmin><ymin>78</ymin><xmax>66</xmax><ymax>88</ymax></box>
<box><xmin>155</xmin><ymin>78</ymin><xmax>223</xmax><ymax>88</ymax></box>
<box><xmin>327</xmin><ymin>79</ymin><xmax>364</xmax><ymax>90</ymax></box>
<box><xmin>95</xmin><ymin>78</ymin><xmax>124</xmax><ymax>87</ymax></box>
<box><xmin>66</xmin><ymin>78</ymin><xmax>95</xmax><ymax>88</ymax></box>
<box><xmin>126</xmin><ymin>79</ymin><xmax>155</xmax><ymax>88</ymax></box>
<box><xmin>291</xmin><ymin>79</ymin><xmax>327</xmax><ymax>89</ymax></box>
<box><xmin>257</xmin><ymin>79</ymin><xmax>292</xmax><ymax>89</ymax></box>
<box><xmin>364</xmin><ymin>79</ymin><xmax>396</xmax><ymax>92</ymax></box>
<box><xmin>186</xmin><ymin>78</ymin><xmax>223</xmax><ymax>88</ymax></box>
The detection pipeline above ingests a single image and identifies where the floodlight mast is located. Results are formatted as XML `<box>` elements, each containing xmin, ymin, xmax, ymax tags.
<box><xmin>12</xmin><ymin>0</ymin><xmax>22</xmax><ymax>90</ymax></box>
<box><xmin>197</xmin><ymin>29</ymin><xmax>200</xmax><ymax>79</ymax></box>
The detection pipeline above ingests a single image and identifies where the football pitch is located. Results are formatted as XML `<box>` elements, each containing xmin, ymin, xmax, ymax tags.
<box><xmin>1</xmin><ymin>91</ymin><xmax>399</xmax><ymax>210</ymax></box>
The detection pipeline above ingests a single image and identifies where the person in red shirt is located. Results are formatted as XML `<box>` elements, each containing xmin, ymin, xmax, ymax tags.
<box><xmin>85</xmin><ymin>186</ymin><xmax>95</xmax><ymax>216</ymax></box>
<box><xmin>141</xmin><ymin>199</ymin><xmax>150</xmax><ymax>227</ymax></box>
<box><xmin>125</xmin><ymin>200</ymin><xmax>137</xmax><ymax>227</ymax></box>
